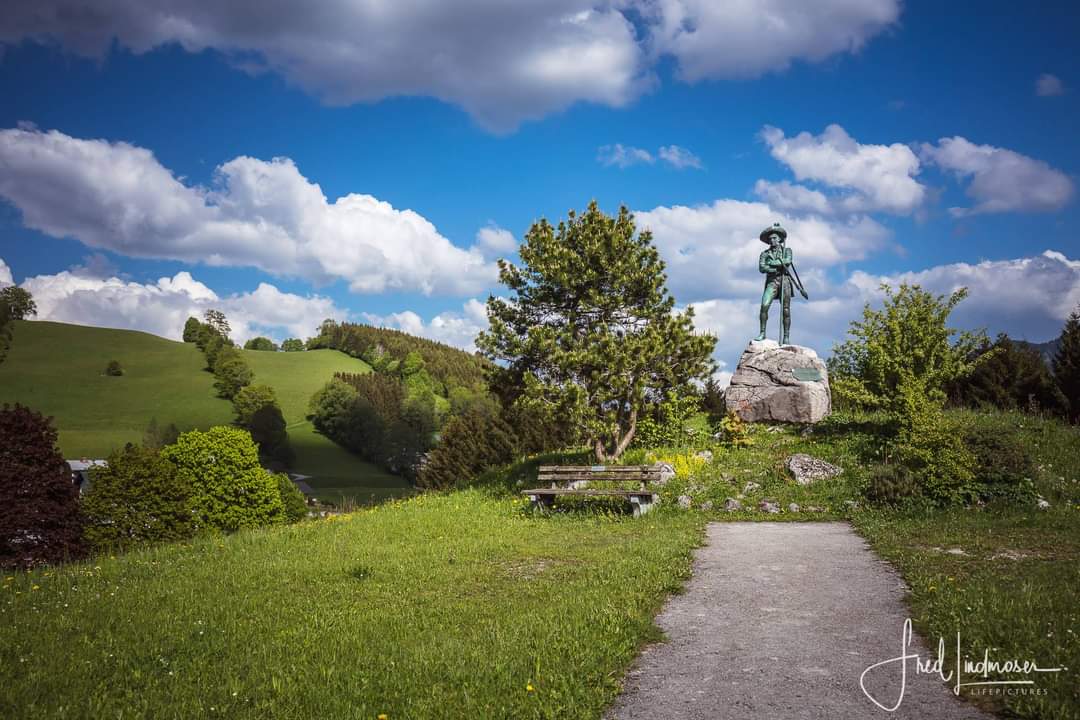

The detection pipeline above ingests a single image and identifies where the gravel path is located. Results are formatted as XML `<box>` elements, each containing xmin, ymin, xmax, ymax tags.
<box><xmin>606</xmin><ymin>522</ymin><xmax>991</xmax><ymax>719</ymax></box>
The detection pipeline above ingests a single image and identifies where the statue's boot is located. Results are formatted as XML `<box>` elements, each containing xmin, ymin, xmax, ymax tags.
<box><xmin>754</xmin><ymin>306</ymin><xmax>768</xmax><ymax>341</ymax></box>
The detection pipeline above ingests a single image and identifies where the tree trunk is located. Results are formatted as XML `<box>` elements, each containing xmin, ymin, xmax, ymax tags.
<box><xmin>610</xmin><ymin>406</ymin><xmax>638</xmax><ymax>460</ymax></box>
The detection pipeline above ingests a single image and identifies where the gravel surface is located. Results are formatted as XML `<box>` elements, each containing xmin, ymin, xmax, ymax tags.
<box><xmin>606</xmin><ymin>522</ymin><xmax>992</xmax><ymax>719</ymax></box>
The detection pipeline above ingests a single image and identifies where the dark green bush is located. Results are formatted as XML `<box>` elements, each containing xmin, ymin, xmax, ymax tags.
<box><xmin>275</xmin><ymin>473</ymin><xmax>308</xmax><ymax>523</ymax></box>
<box><xmin>963</xmin><ymin>424</ymin><xmax>1038</xmax><ymax>503</ymax></box>
<box><xmin>0</xmin><ymin>404</ymin><xmax>84</xmax><ymax>568</ymax></box>
<box><xmin>417</xmin><ymin>406</ymin><xmax>518</xmax><ymax>490</ymax></box>
<box><xmin>864</xmin><ymin>464</ymin><xmax>921</xmax><ymax>505</ymax></box>
<box><xmin>82</xmin><ymin>444</ymin><xmax>196</xmax><ymax>549</ymax></box>
<box><xmin>104</xmin><ymin>360</ymin><xmax>124</xmax><ymax>376</ymax></box>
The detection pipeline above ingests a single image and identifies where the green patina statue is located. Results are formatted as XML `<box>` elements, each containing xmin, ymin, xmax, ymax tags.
<box><xmin>755</xmin><ymin>222</ymin><xmax>808</xmax><ymax>345</ymax></box>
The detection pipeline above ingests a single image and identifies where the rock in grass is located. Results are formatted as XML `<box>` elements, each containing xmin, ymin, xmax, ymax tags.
<box><xmin>695</xmin><ymin>450</ymin><xmax>713</xmax><ymax>462</ymax></box>
<box><xmin>786</xmin><ymin>453</ymin><xmax>842</xmax><ymax>485</ymax></box>
<box><xmin>742</xmin><ymin>481</ymin><xmax>761</xmax><ymax>494</ymax></box>
<box><xmin>788</xmin><ymin>503</ymin><xmax>800</xmax><ymax>513</ymax></box>
<box><xmin>700</xmin><ymin>500</ymin><xmax>714</xmax><ymax>512</ymax></box>
<box><xmin>758</xmin><ymin>500</ymin><xmax>780</xmax><ymax>514</ymax></box>
<box><xmin>724</xmin><ymin>497</ymin><xmax>743</xmax><ymax>512</ymax></box>
<box><xmin>1037</xmin><ymin>498</ymin><xmax>1050</xmax><ymax>510</ymax></box>
<box><xmin>678</xmin><ymin>495</ymin><xmax>692</xmax><ymax>510</ymax></box>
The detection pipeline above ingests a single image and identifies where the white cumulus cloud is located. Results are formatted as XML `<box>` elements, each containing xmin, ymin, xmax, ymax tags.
<box><xmin>0</xmin><ymin>1</ymin><xmax>901</xmax><ymax>131</ymax></box>
<box><xmin>761</xmin><ymin>124</ymin><xmax>926</xmax><ymax>214</ymax></box>
<box><xmin>635</xmin><ymin>198</ymin><xmax>891</xmax><ymax>302</ymax></box>
<box><xmin>0</xmin><ymin>128</ymin><xmax>496</xmax><ymax>295</ymax></box>
<box><xmin>13</xmin><ymin>263</ymin><xmax>346</xmax><ymax>344</ymax></box>
<box><xmin>645</xmin><ymin>0</ymin><xmax>901</xmax><ymax>81</ymax></box>
<box><xmin>920</xmin><ymin>136</ymin><xmax>1075</xmax><ymax>216</ymax></box>
<box><xmin>0</xmin><ymin>257</ymin><xmax>12</xmax><ymax>286</ymax></box>
<box><xmin>475</xmin><ymin>224</ymin><xmax>518</xmax><ymax>255</ymax></box>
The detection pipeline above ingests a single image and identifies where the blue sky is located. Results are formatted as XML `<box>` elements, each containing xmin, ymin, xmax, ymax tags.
<box><xmin>1</xmin><ymin>0</ymin><xmax>1078</xmax><ymax>380</ymax></box>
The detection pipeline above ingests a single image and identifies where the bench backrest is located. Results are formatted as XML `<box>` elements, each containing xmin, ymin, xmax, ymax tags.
<box><xmin>538</xmin><ymin>464</ymin><xmax>667</xmax><ymax>486</ymax></box>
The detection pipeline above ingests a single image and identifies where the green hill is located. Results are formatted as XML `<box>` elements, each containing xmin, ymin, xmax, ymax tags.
<box><xmin>0</xmin><ymin>320</ymin><xmax>408</xmax><ymax>503</ymax></box>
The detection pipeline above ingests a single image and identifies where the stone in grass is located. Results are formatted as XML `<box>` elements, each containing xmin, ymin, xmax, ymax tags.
<box><xmin>786</xmin><ymin>453</ymin><xmax>842</xmax><ymax>485</ymax></box>
<box><xmin>695</xmin><ymin>450</ymin><xmax>714</xmax><ymax>462</ymax></box>
<box><xmin>725</xmin><ymin>497</ymin><xmax>743</xmax><ymax>512</ymax></box>
<box><xmin>788</xmin><ymin>503</ymin><xmax>800</xmax><ymax>513</ymax></box>
<box><xmin>743</xmin><ymin>481</ymin><xmax>761</xmax><ymax>495</ymax></box>
<box><xmin>1037</xmin><ymin>498</ymin><xmax>1050</xmax><ymax>510</ymax></box>
<box><xmin>805</xmin><ymin>506</ymin><xmax>826</xmax><ymax>513</ymax></box>
<box><xmin>700</xmin><ymin>500</ymin><xmax>714</xmax><ymax>512</ymax></box>
<box><xmin>678</xmin><ymin>495</ymin><xmax>692</xmax><ymax>510</ymax></box>
<box><xmin>758</xmin><ymin>499</ymin><xmax>781</xmax><ymax>514</ymax></box>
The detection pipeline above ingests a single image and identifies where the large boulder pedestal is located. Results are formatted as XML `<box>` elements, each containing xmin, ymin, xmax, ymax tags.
<box><xmin>725</xmin><ymin>340</ymin><xmax>831</xmax><ymax>423</ymax></box>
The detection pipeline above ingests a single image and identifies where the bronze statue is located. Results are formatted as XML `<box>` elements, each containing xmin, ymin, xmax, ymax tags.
<box><xmin>755</xmin><ymin>223</ymin><xmax>808</xmax><ymax>345</ymax></box>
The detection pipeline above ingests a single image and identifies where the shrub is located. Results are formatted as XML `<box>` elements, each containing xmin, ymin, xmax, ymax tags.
<box><xmin>308</xmin><ymin>378</ymin><xmax>358</xmax><ymax>442</ymax></box>
<box><xmin>280</xmin><ymin>338</ymin><xmax>304</xmax><ymax>352</ymax></box>
<box><xmin>715</xmin><ymin>410</ymin><xmax>753</xmax><ymax>448</ymax></box>
<box><xmin>213</xmin><ymin>354</ymin><xmax>253</xmax><ymax>399</ymax></box>
<box><xmin>893</xmin><ymin>378</ymin><xmax>976</xmax><ymax>504</ymax></box>
<box><xmin>233</xmin><ymin>384</ymin><xmax>278</xmax><ymax>426</ymax></box>
<box><xmin>160</xmin><ymin>427</ymin><xmax>285</xmax><ymax>532</ymax></box>
<box><xmin>81</xmin><ymin>445</ymin><xmax>196</xmax><ymax>550</ymax></box>
<box><xmin>829</xmin><ymin>283</ymin><xmax>989</xmax><ymax>413</ymax></box>
<box><xmin>244</xmin><ymin>336</ymin><xmax>278</xmax><ymax>351</ymax></box>
<box><xmin>418</xmin><ymin>407</ymin><xmax>518</xmax><ymax>490</ymax></box>
<box><xmin>963</xmin><ymin>424</ymin><xmax>1037</xmax><ymax>503</ymax></box>
<box><xmin>182</xmin><ymin>316</ymin><xmax>202</xmax><ymax>342</ymax></box>
<box><xmin>633</xmin><ymin>389</ymin><xmax>701</xmax><ymax>448</ymax></box>
<box><xmin>275</xmin><ymin>474</ymin><xmax>308</xmax><ymax>523</ymax></box>
<box><xmin>864</xmin><ymin>464</ymin><xmax>921</xmax><ymax>505</ymax></box>
<box><xmin>104</xmin><ymin>360</ymin><xmax>124</xmax><ymax>376</ymax></box>
<box><xmin>249</xmin><ymin>404</ymin><xmax>290</xmax><ymax>460</ymax></box>
<box><xmin>0</xmin><ymin>404</ymin><xmax>83</xmax><ymax>568</ymax></box>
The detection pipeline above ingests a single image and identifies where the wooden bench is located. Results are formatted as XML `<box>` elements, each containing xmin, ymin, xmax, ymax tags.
<box><xmin>522</xmin><ymin>464</ymin><xmax>671</xmax><ymax>517</ymax></box>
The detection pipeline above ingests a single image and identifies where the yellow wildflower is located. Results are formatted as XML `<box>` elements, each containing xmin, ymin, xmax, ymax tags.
<box><xmin>526</xmin><ymin>683</ymin><xmax>535</xmax><ymax>693</ymax></box>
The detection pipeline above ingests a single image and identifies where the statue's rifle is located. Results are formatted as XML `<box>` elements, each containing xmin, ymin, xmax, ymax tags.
<box><xmin>780</xmin><ymin>256</ymin><xmax>809</xmax><ymax>300</ymax></box>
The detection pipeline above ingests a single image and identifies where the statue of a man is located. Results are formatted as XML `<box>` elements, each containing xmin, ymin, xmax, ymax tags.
<box><xmin>755</xmin><ymin>222</ymin><xmax>808</xmax><ymax>345</ymax></box>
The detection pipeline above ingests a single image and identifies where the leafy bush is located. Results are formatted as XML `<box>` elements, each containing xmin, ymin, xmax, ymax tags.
<box><xmin>81</xmin><ymin>445</ymin><xmax>196</xmax><ymax>550</ymax></box>
<box><xmin>633</xmin><ymin>389</ymin><xmax>701</xmax><ymax>448</ymax></box>
<box><xmin>275</xmin><ymin>473</ymin><xmax>308</xmax><ymax>523</ymax></box>
<box><xmin>864</xmin><ymin>464</ymin><xmax>921</xmax><ymax>506</ymax></box>
<box><xmin>417</xmin><ymin>407</ymin><xmax>518</xmax><ymax>490</ymax></box>
<box><xmin>963</xmin><ymin>424</ymin><xmax>1037</xmax><ymax>503</ymax></box>
<box><xmin>213</xmin><ymin>354</ymin><xmax>253</xmax><ymax>399</ymax></box>
<box><xmin>182</xmin><ymin>316</ymin><xmax>202</xmax><ymax>342</ymax></box>
<box><xmin>233</xmin><ymin>384</ymin><xmax>278</xmax><ymax>425</ymax></box>
<box><xmin>160</xmin><ymin>427</ymin><xmax>285</xmax><ymax>532</ymax></box>
<box><xmin>893</xmin><ymin>378</ymin><xmax>977</xmax><ymax>504</ymax></box>
<box><xmin>829</xmin><ymin>283</ymin><xmax>988</xmax><ymax>413</ymax></box>
<box><xmin>244</xmin><ymin>336</ymin><xmax>278</xmax><ymax>351</ymax></box>
<box><xmin>714</xmin><ymin>410</ymin><xmax>753</xmax><ymax>448</ymax></box>
<box><xmin>104</xmin><ymin>360</ymin><xmax>124</xmax><ymax>376</ymax></box>
<box><xmin>0</xmin><ymin>404</ymin><xmax>83</xmax><ymax>568</ymax></box>
<box><xmin>308</xmin><ymin>378</ymin><xmax>358</xmax><ymax>442</ymax></box>
<box><xmin>280</xmin><ymin>338</ymin><xmax>304</xmax><ymax>352</ymax></box>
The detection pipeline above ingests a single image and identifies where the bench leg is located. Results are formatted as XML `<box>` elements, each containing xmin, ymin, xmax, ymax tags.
<box><xmin>630</xmin><ymin>496</ymin><xmax>655</xmax><ymax>518</ymax></box>
<box><xmin>529</xmin><ymin>494</ymin><xmax>555</xmax><ymax>513</ymax></box>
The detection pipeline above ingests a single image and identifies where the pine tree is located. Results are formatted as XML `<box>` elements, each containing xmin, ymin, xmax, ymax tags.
<box><xmin>1053</xmin><ymin>307</ymin><xmax>1080</xmax><ymax>422</ymax></box>
<box><xmin>477</xmin><ymin>201</ymin><xmax>715</xmax><ymax>461</ymax></box>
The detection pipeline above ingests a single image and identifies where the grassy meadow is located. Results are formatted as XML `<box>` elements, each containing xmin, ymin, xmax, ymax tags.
<box><xmin>0</xmin><ymin>491</ymin><xmax>703</xmax><ymax>720</ymax></box>
<box><xmin>0</xmin><ymin>320</ymin><xmax>409</xmax><ymax>503</ymax></box>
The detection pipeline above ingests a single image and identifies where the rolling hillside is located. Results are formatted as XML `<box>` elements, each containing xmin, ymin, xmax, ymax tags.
<box><xmin>0</xmin><ymin>320</ymin><xmax>409</xmax><ymax>503</ymax></box>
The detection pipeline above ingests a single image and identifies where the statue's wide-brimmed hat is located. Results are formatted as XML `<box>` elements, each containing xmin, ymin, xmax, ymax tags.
<box><xmin>759</xmin><ymin>222</ymin><xmax>787</xmax><ymax>244</ymax></box>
